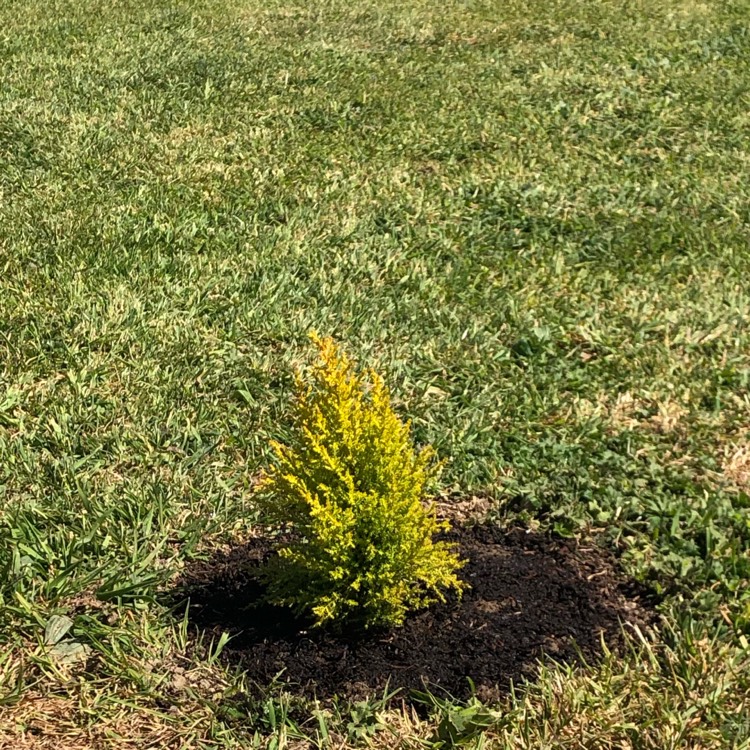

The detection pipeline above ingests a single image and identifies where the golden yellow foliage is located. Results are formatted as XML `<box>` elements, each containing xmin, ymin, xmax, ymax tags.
<box><xmin>256</xmin><ymin>334</ymin><xmax>465</xmax><ymax>629</ymax></box>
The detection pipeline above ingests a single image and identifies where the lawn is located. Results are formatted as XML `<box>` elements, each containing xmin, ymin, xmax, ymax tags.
<box><xmin>1</xmin><ymin>0</ymin><xmax>749</xmax><ymax>746</ymax></box>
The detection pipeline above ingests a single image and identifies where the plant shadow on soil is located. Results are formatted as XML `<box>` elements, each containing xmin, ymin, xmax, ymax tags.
<box><xmin>173</xmin><ymin>523</ymin><xmax>657</xmax><ymax>703</ymax></box>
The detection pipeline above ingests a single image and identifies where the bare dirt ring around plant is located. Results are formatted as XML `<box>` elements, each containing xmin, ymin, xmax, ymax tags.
<box><xmin>175</xmin><ymin>522</ymin><xmax>657</xmax><ymax>703</ymax></box>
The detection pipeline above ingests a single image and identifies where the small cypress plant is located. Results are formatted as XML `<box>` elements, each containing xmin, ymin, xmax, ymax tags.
<box><xmin>256</xmin><ymin>334</ymin><xmax>465</xmax><ymax>630</ymax></box>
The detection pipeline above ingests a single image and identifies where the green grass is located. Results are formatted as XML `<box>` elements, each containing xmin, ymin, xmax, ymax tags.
<box><xmin>1</xmin><ymin>0</ymin><xmax>749</xmax><ymax>746</ymax></box>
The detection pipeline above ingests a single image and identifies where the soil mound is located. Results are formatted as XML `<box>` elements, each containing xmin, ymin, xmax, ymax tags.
<box><xmin>176</xmin><ymin>524</ymin><xmax>655</xmax><ymax>701</ymax></box>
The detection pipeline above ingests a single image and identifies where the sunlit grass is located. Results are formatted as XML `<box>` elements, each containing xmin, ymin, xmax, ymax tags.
<box><xmin>1</xmin><ymin>0</ymin><xmax>749</xmax><ymax>745</ymax></box>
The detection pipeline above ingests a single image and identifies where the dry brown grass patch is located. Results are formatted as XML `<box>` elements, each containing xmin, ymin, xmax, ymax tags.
<box><xmin>0</xmin><ymin>689</ymin><xmax>217</xmax><ymax>750</ymax></box>
<box><xmin>723</xmin><ymin>441</ymin><xmax>750</xmax><ymax>491</ymax></box>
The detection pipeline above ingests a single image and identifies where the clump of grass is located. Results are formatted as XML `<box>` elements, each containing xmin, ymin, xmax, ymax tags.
<box><xmin>255</xmin><ymin>334</ymin><xmax>464</xmax><ymax>630</ymax></box>
<box><xmin>490</xmin><ymin>625</ymin><xmax>750</xmax><ymax>750</ymax></box>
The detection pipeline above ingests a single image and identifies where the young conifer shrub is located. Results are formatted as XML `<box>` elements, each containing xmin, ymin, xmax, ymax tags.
<box><xmin>256</xmin><ymin>335</ymin><xmax>465</xmax><ymax>630</ymax></box>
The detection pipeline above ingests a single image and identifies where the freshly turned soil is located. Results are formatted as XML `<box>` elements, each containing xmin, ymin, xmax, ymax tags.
<box><xmin>176</xmin><ymin>524</ymin><xmax>656</xmax><ymax>702</ymax></box>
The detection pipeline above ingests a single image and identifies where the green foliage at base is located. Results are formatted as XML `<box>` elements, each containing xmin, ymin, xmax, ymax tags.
<box><xmin>256</xmin><ymin>335</ymin><xmax>465</xmax><ymax>629</ymax></box>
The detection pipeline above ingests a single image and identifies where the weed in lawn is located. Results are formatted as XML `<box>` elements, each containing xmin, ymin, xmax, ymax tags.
<box><xmin>413</xmin><ymin>684</ymin><xmax>502</xmax><ymax>748</ymax></box>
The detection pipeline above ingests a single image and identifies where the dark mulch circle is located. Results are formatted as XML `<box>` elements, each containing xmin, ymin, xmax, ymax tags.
<box><xmin>174</xmin><ymin>524</ymin><xmax>656</xmax><ymax>702</ymax></box>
